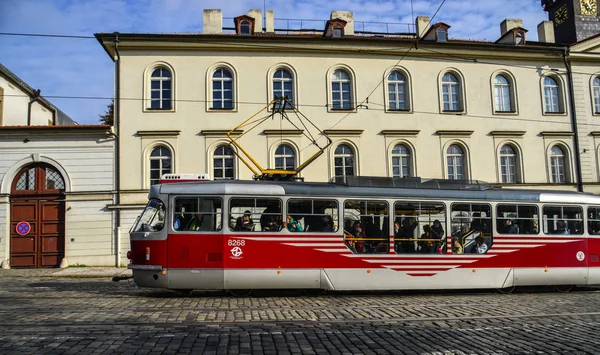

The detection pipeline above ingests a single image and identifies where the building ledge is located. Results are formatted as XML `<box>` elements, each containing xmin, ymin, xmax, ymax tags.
<box><xmin>539</xmin><ymin>131</ymin><xmax>574</xmax><ymax>137</ymax></box>
<box><xmin>200</xmin><ymin>130</ymin><xmax>243</xmax><ymax>136</ymax></box>
<box><xmin>263</xmin><ymin>129</ymin><xmax>303</xmax><ymax>136</ymax></box>
<box><xmin>590</xmin><ymin>131</ymin><xmax>600</xmax><ymax>137</ymax></box>
<box><xmin>490</xmin><ymin>131</ymin><xmax>526</xmax><ymax>137</ymax></box>
<box><xmin>323</xmin><ymin>129</ymin><xmax>363</xmax><ymax>136</ymax></box>
<box><xmin>136</xmin><ymin>130</ymin><xmax>181</xmax><ymax>137</ymax></box>
<box><xmin>380</xmin><ymin>130</ymin><xmax>420</xmax><ymax>136</ymax></box>
<box><xmin>436</xmin><ymin>130</ymin><xmax>473</xmax><ymax>137</ymax></box>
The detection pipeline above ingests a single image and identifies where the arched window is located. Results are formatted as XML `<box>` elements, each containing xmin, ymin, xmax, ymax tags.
<box><xmin>442</xmin><ymin>73</ymin><xmax>461</xmax><ymax>111</ymax></box>
<box><xmin>391</xmin><ymin>144</ymin><xmax>411</xmax><ymax>178</ymax></box>
<box><xmin>240</xmin><ymin>20</ymin><xmax>251</xmax><ymax>35</ymax></box>
<box><xmin>212</xmin><ymin>68</ymin><xmax>234</xmax><ymax>109</ymax></box>
<box><xmin>150</xmin><ymin>67</ymin><xmax>172</xmax><ymax>110</ymax></box>
<box><xmin>500</xmin><ymin>145</ymin><xmax>517</xmax><ymax>183</ymax></box>
<box><xmin>543</xmin><ymin>76</ymin><xmax>561</xmax><ymax>113</ymax></box>
<box><xmin>334</xmin><ymin>144</ymin><xmax>355</xmax><ymax>178</ymax></box>
<box><xmin>331</xmin><ymin>69</ymin><xmax>352</xmax><ymax>110</ymax></box>
<box><xmin>446</xmin><ymin>144</ymin><xmax>465</xmax><ymax>180</ymax></box>
<box><xmin>13</xmin><ymin>164</ymin><xmax>65</xmax><ymax>192</ymax></box>
<box><xmin>494</xmin><ymin>75</ymin><xmax>512</xmax><ymax>112</ymax></box>
<box><xmin>593</xmin><ymin>77</ymin><xmax>600</xmax><ymax>114</ymax></box>
<box><xmin>550</xmin><ymin>145</ymin><xmax>567</xmax><ymax>183</ymax></box>
<box><xmin>274</xmin><ymin>145</ymin><xmax>296</xmax><ymax>171</ymax></box>
<box><xmin>388</xmin><ymin>71</ymin><xmax>407</xmax><ymax>111</ymax></box>
<box><xmin>273</xmin><ymin>69</ymin><xmax>294</xmax><ymax>109</ymax></box>
<box><xmin>150</xmin><ymin>146</ymin><xmax>172</xmax><ymax>186</ymax></box>
<box><xmin>213</xmin><ymin>145</ymin><xmax>235</xmax><ymax>180</ymax></box>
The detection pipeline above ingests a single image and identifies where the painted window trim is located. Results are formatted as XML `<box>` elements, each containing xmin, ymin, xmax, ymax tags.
<box><xmin>206</xmin><ymin>63</ymin><xmax>239</xmax><ymax>112</ymax></box>
<box><xmin>383</xmin><ymin>66</ymin><xmax>413</xmax><ymax>114</ymax></box>
<box><xmin>143</xmin><ymin>62</ymin><xmax>176</xmax><ymax>113</ymax></box>
<box><xmin>540</xmin><ymin>74</ymin><xmax>567</xmax><ymax>116</ymax></box>
<box><xmin>438</xmin><ymin>69</ymin><xmax>467</xmax><ymax>114</ymax></box>
<box><xmin>326</xmin><ymin>65</ymin><xmax>357</xmax><ymax>113</ymax></box>
<box><xmin>490</xmin><ymin>71</ymin><xmax>519</xmax><ymax>116</ymax></box>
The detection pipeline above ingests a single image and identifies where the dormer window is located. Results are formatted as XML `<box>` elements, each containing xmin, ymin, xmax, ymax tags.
<box><xmin>234</xmin><ymin>15</ymin><xmax>255</xmax><ymax>36</ymax></box>
<box><xmin>240</xmin><ymin>20</ymin><xmax>251</xmax><ymax>35</ymax></box>
<box><xmin>437</xmin><ymin>27</ymin><xmax>447</xmax><ymax>41</ymax></box>
<box><xmin>515</xmin><ymin>30</ymin><xmax>526</xmax><ymax>45</ymax></box>
<box><xmin>324</xmin><ymin>18</ymin><xmax>347</xmax><ymax>38</ymax></box>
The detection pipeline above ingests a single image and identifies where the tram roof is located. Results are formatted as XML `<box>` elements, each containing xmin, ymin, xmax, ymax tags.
<box><xmin>153</xmin><ymin>179</ymin><xmax>600</xmax><ymax>205</ymax></box>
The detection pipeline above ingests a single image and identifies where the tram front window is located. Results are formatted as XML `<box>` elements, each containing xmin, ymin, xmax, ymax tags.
<box><xmin>133</xmin><ymin>198</ymin><xmax>165</xmax><ymax>232</ymax></box>
<box><xmin>173</xmin><ymin>197</ymin><xmax>222</xmax><ymax>232</ymax></box>
<box><xmin>344</xmin><ymin>200</ymin><xmax>389</xmax><ymax>254</ymax></box>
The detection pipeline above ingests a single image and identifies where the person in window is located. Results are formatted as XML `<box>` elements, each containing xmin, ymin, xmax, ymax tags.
<box><xmin>287</xmin><ymin>215</ymin><xmax>304</xmax><ymax>232</ymax></box>
<box><xmin>397</xmin><ymin>218</ymin><xmax>418</xmax><ymax>253</ymax></box>
<box><xmin>469</xmin><ymin>236</ymin><xmax>488</xmax><ymax>254</ymax></box>
<box><xmin>553</xmin><ymin>220</ymin><xmax>569</xmax><ymax>235</ymax></box>
<box><xmin>235</xmin><ymin>211</ymin><xmax>254</xmax><ymax>231</ymax></box>
<box><xmin>451</xmin><ymin>237</ymin><xmax>463</xmax><ymax>254</ymax></box>
<box><xmin>503</xmin><ymin>219</ymin><xmax>517</xmax><ymax>234</ymax></box>
<box><xmin>431</xmin><ymin>220</ymin><xmax>444</xmax><ymax>253</ymax></box>
<box><xmin>262</xmin><ymin>216</ymin><xmax>280</xmax><ymax>232</ymax></box>
<box><xmin>419</xmin><ymin>225</ymin><xmax>434</xmax><ymax>253</ymax></box>
<box><xmin>321</xmin><ymin>215</ymin><xmax>334</xmax><ymax>232</ymax></box>
<box><xmin>186</xmin><ymin>213</ymin><xmax>204</xmax><ymax>231</ymax></box>
<box><xmin>351</xmin><ymin>221</ymin><xmax>366</xmax><ymax>252</ymax></box>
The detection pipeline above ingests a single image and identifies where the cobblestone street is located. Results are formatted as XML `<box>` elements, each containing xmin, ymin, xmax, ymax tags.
<box><xmin>0</xmin><ymin>274</ymin><xmax>599</xmax><ymax>354</ymax></box>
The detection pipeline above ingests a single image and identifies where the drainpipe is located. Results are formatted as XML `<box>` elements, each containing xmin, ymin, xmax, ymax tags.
<box><xmin>113</xmin><ymin>32</ymin><xmax>122</xmax><ymax>266</ymax></box>
<box><xmin>563</xmin><ymin>47</ymin><xmax>583</xmax><ymax>193</ymax></box>
<box><xmin>26</xmin><ymin>89</ymin><xmax>41</xmax><ymax>126</ymax></box>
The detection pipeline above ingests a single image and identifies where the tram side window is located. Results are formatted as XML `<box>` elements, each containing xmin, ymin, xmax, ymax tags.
<box><xmin>343</xmin><ymin>200</ymin><xmax>389</xmax><ymax>254</ymax></box>
<box><xmin>173</xmin><ymin>197</ymin><xmax>222</xmax><ymax>232</ymax></box>
<box><xmin>287</xmin><ymin>199</ymin><xmax>338</xmax><ymax>232</ymax></box>
<box><xmin>451</xmin><ymin>203</ymin><xmax>492</xmax><ymax>254</ymax></box>
<box><xmin>229</xmin><ymin>198</ymin><xmax>282</xmax><ymax>232</ymax></box>
<box><xmin>496</xmin><ymin>205</ymin><xmax>539</xmax><ymax>235</ymax></box>
<box><xmin>133</xmin><ymin>198</ymin><xmax>165</xmax><ymax>232</ymax></box>
<box><xmin>394</xmin><ymin>202</ymin><xmax>446</xmax><ymax>254</ymax></box>
<box><xmin>588</xmin><ymin>206</ymin><xmax>600</xmax><ymax>235</ymax></box>
<box><xmin>542</xmin><ymin>205</ymin><xmax>583</xmax><ymax>235</ymax></box>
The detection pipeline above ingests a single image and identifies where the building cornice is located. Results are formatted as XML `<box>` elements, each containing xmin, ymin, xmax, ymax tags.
<box><xmin>323</xmin><ymin>129</ymin><xmax>363</xmax><ymax>136</ymax></box>
<box><xmin>262</xmin><ymin>129</ymin><xmax>303</xmax><ymax>136</ymax></box>
<box><xmin>490</xmin><ymin>131</ymin><xmax>526</xmax><ymax>137</ymax></box>
<box><xmin>0</xmin><ymin>125</ymin><xmax>113</xmax><ymax>138</ymax></box>
<box><xmin>380</xmin><ymin>130</ymin><xmax>420</xmax><ymax>136</ymax></box>
<box><xmin>436</xmin><ymin>130</ymin><xmax>473</xmax><ymax>137</ymax></box>
<box><xmin>589</xmin><ymin>131</ymin><xmax>600</xmax><ymax>137</ymax></box>
<box><xmin>540</xmin><ymin>131</ymin><xmax>574</xmax><ymax>137</ymax></box>
<box><xmin>200</xmin><ymin>129</ymin><xmax>243</xmax><ymax>136</ymax></box>
<box><xmin>136</xmin><ymin>130</ymin><xmax>181</xmax><ymax>137</ymax></box>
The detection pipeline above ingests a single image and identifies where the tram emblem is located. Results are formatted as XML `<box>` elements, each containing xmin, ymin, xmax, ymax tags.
<box><xmin>576</xmin><ymin>251</ymin><xmax>585</xmax><ymax>261</ymax></box>
<box><xmin>230</xmin><ymin>246</ymin><xmax>243</xmax><ymax>259</ymax></box>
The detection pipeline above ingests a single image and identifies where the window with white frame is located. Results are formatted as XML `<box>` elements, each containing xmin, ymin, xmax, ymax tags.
<box><xmin>543</xmin><ymin>76</ymin><xmax>561</xmax><ymax>113</ymax></box>
<box><xmin>593</xmin><ymin>77</ymin><xmax>600</xmax><ymax>114</ymax></box>
<box><xmin>150</xmin><ymin>67</ymin><xmax>172</xmax><ymax>110</ymax></box>
<box><xmin>388</xmin><ymin>71</ymin><xmax>408</xmax><ymax>111</ymax></box>
<box><xmin>446</xmin><ymin>144</ymin><xmax>465</xmax><ymax>180</ymax></box>
<box><xmin>273</xmin><ymin>69</ymin><xmax>294</xmax><ymax>109</ymax></box>
<box><xmin>437</xmin><ymin>27</ymin><xmax>448</xmax><ymax>41</ymax></box>
<box><xmin>500</xmin><ymin>145</ymin><xmax>517</xmax><ymax>183</ymax></box>
<box><xmin>212</xmin><ymin>68</ymin><xmax>234</xmax><ymax>109</ymax></box>
<box><xmin>331</xmin><ymin>69</ymin><xmax>352</xmax><ymax>110</ymax></box>
<box><xmin>494</xmin><ymin>75</ymin><xmax>513</xmax><ymax>112</ymax></box>
<box><xmin>550</xmin><ymin>145</ymin><xmax>567</xmax><ymax>183</ymax></box>
<box><xmin>150</xmin><ymin>146</ymin><xmax>172</xmax><ymax>186</ymax></box>
<box><xmin>442</xmin><ymin>73</ymin><xmax>461</xmax><ymax>111</ymax></box>
<box><xmin>274</xmin><ymin>144</ymin><xmax>296</xmax><ymax>171</ymax></box>
<box><xmin>213</xmin><ymin>145</ymin><xmax>235</xmax><ymax>180</ymax></box>
<box><xmin>391</xmin><ymin>144</ymin><xmax>411</xmax><ymax>178</ymax></box>
<box><xmin>334</xmin><ymin>144</ymin><xmax>355</xmax><ymax>178</ymax></box>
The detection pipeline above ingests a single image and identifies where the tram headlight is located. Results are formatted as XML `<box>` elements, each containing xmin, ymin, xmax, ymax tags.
<box><xmin>126</xmin><ymin>251</ymin><xmax>132</xmax><ymax>260</ymax></box>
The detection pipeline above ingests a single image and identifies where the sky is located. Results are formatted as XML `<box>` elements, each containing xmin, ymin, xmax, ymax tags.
<box><xmin>0</xmin><ymin>0</ymin><xmax>549</xmax><ymax>125</ymax></box>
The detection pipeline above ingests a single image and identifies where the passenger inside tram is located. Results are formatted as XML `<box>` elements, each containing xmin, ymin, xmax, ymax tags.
<box><xmin>234</xmin><ymin>211</ymin><xmax>254</xmax><ymax>231</ymax></box>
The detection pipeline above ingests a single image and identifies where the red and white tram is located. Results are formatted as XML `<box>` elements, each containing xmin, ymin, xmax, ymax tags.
<box><xmin>127</xmin><ymin>174</ymin><xmax>600</xmax><ymax>293</ymax></box>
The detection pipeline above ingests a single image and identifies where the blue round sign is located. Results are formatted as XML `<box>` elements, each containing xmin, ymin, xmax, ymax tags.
<box><xmin>16</xmin><ymin>221</ymin><xmax>31</xmax><ymax>236</ymax></box>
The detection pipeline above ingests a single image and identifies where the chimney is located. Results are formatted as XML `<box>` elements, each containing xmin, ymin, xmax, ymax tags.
<box><xmin>203</xmin><ymin>9</ymin><xmax>222</xmax><ymax>34</ymax></box>
<box><xmin>331</xmin><ymin>11</ymin><xmax>354</xmax><ymax>35</ymax></box>
<box><xmin>266</xmin><ymin>10</ymin><xmax>274</xmax><ymax>33</ymax></box>
<box><xmin>501</xmin><ymin>19</ymin><xmax>523</xmax><ymax>36</ymax></box>
<box><xmin>416</xmin><ymin>16</ymin><xmax>430</xmax><ymax>38</ymax></box>
<box><xmin>248</xmin><ymin>9</ymin><xmax>263</xmax><ymax>32</ymax></box>
<box><xmin>537</xmin><ymin>21</ymin><xmax>555</xmax><ymax>43</ymax></box>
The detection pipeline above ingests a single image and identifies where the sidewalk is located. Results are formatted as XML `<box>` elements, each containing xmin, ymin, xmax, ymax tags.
<box><xmin>0</xmin><ymin>267</ymin><xmax>132</xmax><ymax>278</ymax></box>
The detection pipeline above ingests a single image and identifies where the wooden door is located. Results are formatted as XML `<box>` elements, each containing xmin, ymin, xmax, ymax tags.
<box><xmin>10</xmin><ymin>164</ymin><xmax>65</xmax><ymax>268</ymax></box>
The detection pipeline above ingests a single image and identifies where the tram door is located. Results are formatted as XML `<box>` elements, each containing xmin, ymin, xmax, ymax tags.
<box><xmin>167</xmin><ymin>196</ymin><xmax>224</xmax><ymax>288</ymax></box>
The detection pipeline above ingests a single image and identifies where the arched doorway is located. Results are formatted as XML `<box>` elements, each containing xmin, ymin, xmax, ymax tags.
<box><xmin>10</xmin><ymin>163</ymin><xmax>66</xmax><ymax>268</ymax></box>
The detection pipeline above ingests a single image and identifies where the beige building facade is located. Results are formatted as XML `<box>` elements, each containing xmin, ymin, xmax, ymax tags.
<box><xmin>96</xmin><ymin>6</ymin><xmax>600</xmax><ymax>238</ymax></box>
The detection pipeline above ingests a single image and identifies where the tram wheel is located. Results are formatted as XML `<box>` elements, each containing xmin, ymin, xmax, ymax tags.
<box><xmin>496</xmin><ymin>286</ymin><xmax>517</xmax><ymax>294</ymax></box>
<box><xmin>228</xmin><ymin>289</ymin><xmax>253</xmax><ymax>297</ymax></box>
<box><xmin>302</xmin><ymin>289</ymin><xmax>326</xmax><ymax>296</ymax></box>
<box><xmin>554</xmin><ymin>285</ymin><xmax>574</xmax><ymax>293</ymax></box>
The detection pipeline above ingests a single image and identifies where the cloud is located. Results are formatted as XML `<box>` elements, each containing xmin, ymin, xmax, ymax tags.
<box><xmin>0</xmin><ymin>0</ymin><xmax>552</xmax><ymax>124</ymax></box>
